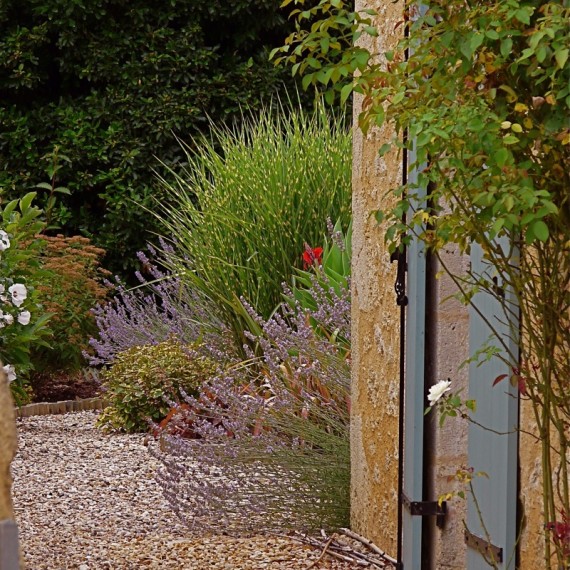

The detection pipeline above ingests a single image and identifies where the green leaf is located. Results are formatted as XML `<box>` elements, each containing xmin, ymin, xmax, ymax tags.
<box><xmin>354</xmin><ymin>50</ymin><xmax>370</xmax><ymax>69</ymax></box>
<box><xmin>500</xmin><ymin>38</ymin><xmax>513</xmax><ymax>58</ymax></box>
<box><xmin>301</xmin><ymin>73</ymin><xmax>313</xmax><ymax>90</ymax></box>
<box><xmin>340</xmin><ymin>82</ymin><xmax>353</xmax><ymax>104</ymax></box>
<box><xmin>470</xmin><ymin>33</ymin><xmax>484</xmax><ymax>53</ymax></box>
<box><xmin>555</xmin><ymin>48</ymin><xmax>569</xmax><ymax>70</ymax></box>
<box><xmin>530</xmin><ymin>220</ymin><xmax>549</xmax><ymax>242</ymax></box>
<box><xmin>495</xmin><ymin>148</ymin><xmax>509</xmax><ymax>167</ymax></box>
<box><xmin>515</xmin><ymin>8</ymin><xmax>531</xmax><ymax>25</ymax></box>
<box><xmin>503</xmin><ymin>134</ymin><xmax>519</xmax><ymax>145</ymax></box>
<box><xmin>19</xmin><ymin>192</ymin><xmax>37</xmax><ymax>212</ymax></box>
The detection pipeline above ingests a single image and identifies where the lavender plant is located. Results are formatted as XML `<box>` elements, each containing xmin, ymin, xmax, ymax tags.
<box><xmin>88</xmin><ymin>239</ymin><xmax>231</xmax><ymax>366</ymax></box>
<box><xmin>150</xmin><ymin>272</ymin><xmax>351</xmax><ymax>533</ymax></box>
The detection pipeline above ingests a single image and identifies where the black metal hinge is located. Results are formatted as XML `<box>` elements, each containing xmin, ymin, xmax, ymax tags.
<box><xmin>391</xmin><ymin>249</ymin><xmax>408</xmax><ymax>306</ymax></box>
<box><xmin>402</xmin><ymin>492</ymin><xmax>447</xmax><ymax>529</ymax></box>
<box><xmin>464</xmin><ymin>528</ymin><xmax>503</xmax><ymax>564</ymax></box>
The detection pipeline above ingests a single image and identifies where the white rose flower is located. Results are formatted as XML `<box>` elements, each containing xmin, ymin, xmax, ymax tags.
<box><xmin>18</xmin><ymin>310</ymin><xmax>31</xmax><ymax>325</ymax></box>
<box><xmin>8</xmin><ymin>283</ymin><xmax>27</xmax><ymax>307</ymax></box>
<box><xmin>0</xmin><ymin>230</ymin><xmax>10</xmax><ymax>251</ymax></box>
<box><xmin>427</xmin><ymin>379</ymin><xmax>452</xmax><ymax>406</ymax></box>
<box><xmin>3</xmin><ymin>364</ymin><xmax>17</xmax><ymax>383</ymax></box>
<box><xmin>3</xmin><ymin>313</ymin><xmax>14</xmax><ymax>325</ymax></box>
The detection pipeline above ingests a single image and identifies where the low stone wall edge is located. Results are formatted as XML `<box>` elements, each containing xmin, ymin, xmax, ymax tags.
<box><xmin>14</xmin><ymin>397</ymin><xmax>106</xmax><ymax>419</ymax></box>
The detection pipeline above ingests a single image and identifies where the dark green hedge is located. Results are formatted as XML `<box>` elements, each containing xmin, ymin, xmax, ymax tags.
<box><xmin>0</xmin><ymin>0</ymin><xmax>305</xmax><ymax>273</ymax></box>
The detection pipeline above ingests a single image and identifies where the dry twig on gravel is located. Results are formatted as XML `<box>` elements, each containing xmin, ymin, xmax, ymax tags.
<box><xmin>285</xmin><ymin>529</ymin><xmax>396</xmax><ymax>569</ymax></box>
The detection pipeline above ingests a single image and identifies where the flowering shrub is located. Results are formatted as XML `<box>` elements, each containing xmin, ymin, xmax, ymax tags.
<box><xmin>30</xmin><ymin>234</ymin><xmax>109</xmax><ymax>374</ymax></box>
<box><xmin>0</xmin><ymin>192</ymin><xmax>51</xmax><ymax>403</ymax></box>
<box><xmin>286</xmin><ymin>218</ymin><xmax>351</xmax><ymax>352</ymax></box>
<box><xmin>98</xmin><ymin>339</ymin><xmax>217</xmax><ymax>433</ymax></box>
<box><xmin>278</xmin><ymin>2</ymin><xmax>570</xmax><ymax>565</ymax></box>
<box><xmin>150</xmin><ymin>273</ymin><xmax>351</xmax><ymax>532</ymax></box>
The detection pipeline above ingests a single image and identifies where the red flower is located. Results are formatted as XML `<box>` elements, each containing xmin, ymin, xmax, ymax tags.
<box><xmin>302</xmin><ymin>244</ymin><xmax>323</xmax><ymax>269</ymax></box>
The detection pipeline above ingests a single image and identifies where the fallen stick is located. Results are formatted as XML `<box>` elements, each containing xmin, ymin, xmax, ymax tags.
<box><xmin>339</xmin><ymin>528</ymin><xmax>398</xmax><ymax>566</ymax></box>
<box><xmin>306</xmin><ymin>533</ymin><xmax>384</xmax><ymax>567</ymax></box>
<box><xmin>290</xmin><ymin>532</ymin><xmax>370</xmax><ymax>566</ymax></box>
<box><xmin>306</xmin><ymin>535</ymin><xmax>334</xmax><ymax>569</ymax></box>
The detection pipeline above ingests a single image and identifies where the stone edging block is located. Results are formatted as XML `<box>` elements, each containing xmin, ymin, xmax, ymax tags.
<box><xmin>14</xmin><ymin>397</ymin><xmax>106</xmax><ymax>419</ymax></box>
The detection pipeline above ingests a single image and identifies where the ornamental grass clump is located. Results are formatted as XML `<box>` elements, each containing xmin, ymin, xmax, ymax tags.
<box><xmin>98</xmin><ymin>339</ymin><xmax>217</xmax><ymax>433</ymax></box>
<box><xmin>155</xmin><ymin>102</ymin><xmax>351</xmax><ymax>348</ymax></box>
<box><xmin>150</xmin><ymin>272</ymin><xmax>351</xmax><ymax>533</ymax></box>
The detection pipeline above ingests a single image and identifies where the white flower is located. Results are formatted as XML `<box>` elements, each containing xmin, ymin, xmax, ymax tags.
<box><xmin>3</xmin><ymin>312</ymin><xmax>13</xmax><ymax>325</ymax></box>
<box><xmin>427</xmin><ymin>379</ymin><xmax>452</xmax><ymax>406</ymax></box>
<box><xmin>0</xmin><ymin>230</ymin><xmax>10</xmax><ymax>251</ymax></box>
<box><xmin>3</xmin><ymin>364</ymin><xmax>16</xmax><ymax>383</ymax></box>
<box><xmin>0</xmin><ymin>284</ymin><xmax>7</xmax><ymax>303</ymax></box>
<box><xmin>17</xmin><ymin>310</ymin><xmax>31</xmax><ymax>325</ymax></box>
<box><xmin>8</xmin><ymin>283</ymin><xmax>27</xmax><ymax>307</ymax></box>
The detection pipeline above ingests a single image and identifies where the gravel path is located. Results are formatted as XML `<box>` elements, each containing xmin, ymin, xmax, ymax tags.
<box><xmin>12</xmin><ymin>411</ymin><xmax>359</xmax><ymax>569</ymax></box>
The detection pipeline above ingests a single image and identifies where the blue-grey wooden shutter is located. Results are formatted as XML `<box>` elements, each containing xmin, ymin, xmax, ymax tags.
<box><xmin>466</xmin><ymin>242</ymin><xmax>519</xmax><ymax>569</ymax></box>
<box><xmin>402</xmin><ymin>145</ymin><xmax>427</xmax><ymax>569</ymax></box>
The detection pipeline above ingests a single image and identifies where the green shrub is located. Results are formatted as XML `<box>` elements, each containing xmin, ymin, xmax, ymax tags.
<box><xmin>98</xmin><ymin>340</ymin><xmax>216</xmax><ymax>433</ymax></box>
<box><xmin>0</xmin><ymin>192</ymin><xmax>51</xmax><ymax>404</ymax></box>
<box><xmin>0</xmin><ymin>0</ymin><xmax>313</xmax><ymax>274</ymax></box>
<box><xmin>157</xmin><ymin>103</ymin><xmax>352</xmax><ymax>348</ymax></box>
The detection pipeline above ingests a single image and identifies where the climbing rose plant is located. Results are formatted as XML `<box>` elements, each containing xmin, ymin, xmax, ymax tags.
<box><xmin>273</xmin><ymin>0</ymin><xmax>569</xmax><ymax>567</ymax></box>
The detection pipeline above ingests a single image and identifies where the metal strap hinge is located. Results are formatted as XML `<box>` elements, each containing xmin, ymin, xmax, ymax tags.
<box><xmin>464</xmin><ymin>528</ymin><xmax>503</xmax><ymax>564</ymax></box>
<box><xmin>390</xmin><ymin>249</ymin><xmax>408</xmax><ymax>306</ymax></box>
<box><xmin>401</xmin><ymin>492</ymin><xmax>447</xmax><ymax>528</ymax></box>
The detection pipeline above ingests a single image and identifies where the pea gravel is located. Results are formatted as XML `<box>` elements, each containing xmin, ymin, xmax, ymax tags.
<box><xmin>11</xmin><ymin>411</ymin><xmax>359</xmax><ymax>569</ymax></box>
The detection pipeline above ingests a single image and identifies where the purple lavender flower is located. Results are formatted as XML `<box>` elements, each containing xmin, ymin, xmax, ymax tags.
<box><xmin>87</xmin><ymin>245</ymin><xmax>231</xmax><ymax>366</ymax></box>
<box><xmin>150</xmin><ymin>272</ymin><xmax>351</xmax><ymax>533</ymax></box>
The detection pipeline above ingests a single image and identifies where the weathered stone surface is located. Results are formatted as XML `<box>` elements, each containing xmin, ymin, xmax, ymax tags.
<box><xmin>518</xmin><ymin>399</ymin><xmax>547</xmax><ymax>569</ymax></box>
<box><xmin>350</xmin><ymin>0</ymin><xmax>403</xmax><ymax>556</ymax></box>
<box><xmin>428</xmin><ymin>249</ymin><xmax>470</xmax><ymax>569</ymax></box>
<box><xmin>0</xmin><ymin>366</ymin><xmax>17</xmax><ymax>522</ymax></box>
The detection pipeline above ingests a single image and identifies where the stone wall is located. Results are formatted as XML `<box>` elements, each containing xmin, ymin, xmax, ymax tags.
<box><xmin>428</xmin><ymin>250</ymin><xmax>470</xmax><ymax>569</ymax></box>
<box><xmin>351</xmin><ymin>2</ymin><xmax>544</xmax><ymax>566</ymax></box>
<box><xmin>0</xmin><ymin>368</ymin><xmax>17</xmax><ymax>522</ymax></box>
<box><xmin>0</xmin><ymin>366</ymin><xmax>19</xmax><ymax>569</ymax></box>
<box><xmin>350</xmin><ymin>0</ymin><xmax>403</xmax><ymax>555</ymax></box>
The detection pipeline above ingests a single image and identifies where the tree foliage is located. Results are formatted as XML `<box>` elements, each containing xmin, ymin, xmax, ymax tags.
<box><xmin>273</xmin><ymin>0</ymin><xmax>570</xmax><ymax>566</ymax></box>
<box><xmin>0</xmin><ymin>0</ymin><xmax>305</xmax><ymax>273</ymax></box>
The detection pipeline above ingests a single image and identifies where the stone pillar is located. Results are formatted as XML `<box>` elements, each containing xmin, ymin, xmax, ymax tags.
<box><xmin>518</xmin><ymin>392</ymin><xmax>548</xmax><ymax>569</ymax></box>
<box><xmin>0</xmin><ymin>366</ymin><xmax>20</xmax><ymax>570</ymax></box>
<box><xmin>350</xmin><ymin>0</ymin><xmax>404</xmax><ymax>555</ymax></box>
